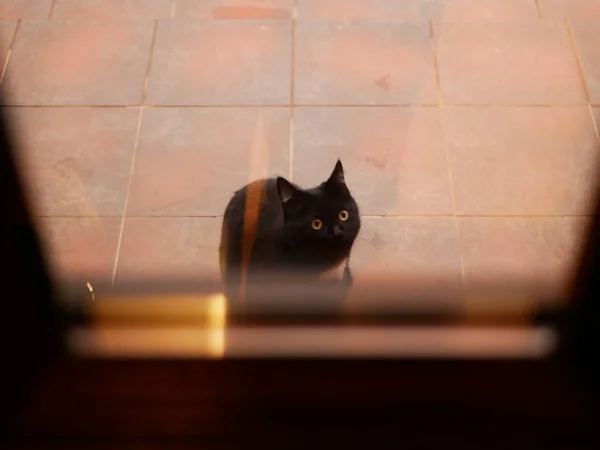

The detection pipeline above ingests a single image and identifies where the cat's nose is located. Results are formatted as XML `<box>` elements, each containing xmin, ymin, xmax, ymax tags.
<box><xmin>333</xmin><ymin>225</ymin><xmax>343</xmax><ymax>237</ymax></box>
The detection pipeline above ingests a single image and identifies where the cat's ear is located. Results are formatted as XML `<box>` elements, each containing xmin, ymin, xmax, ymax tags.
<box><xmin>276</xmin><ymin>177</ymin><xmax>298</xmax><ymax>205</ymax></box>
<box><xmin>326</xmin><ymin>159</ymin><xmax>346</xmax><ymax>186</ymax></box>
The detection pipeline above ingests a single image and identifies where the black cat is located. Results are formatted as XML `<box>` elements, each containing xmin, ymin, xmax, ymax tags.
<box><xmin>219</xmin><ymin>160</ymin><xmax>361</xmax><ymax>289</ymax></box>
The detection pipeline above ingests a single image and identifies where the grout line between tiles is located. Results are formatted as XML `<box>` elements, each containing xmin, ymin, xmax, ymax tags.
<box><xmin>289</xmin><ymin>0</ymin><xmax>297</xmax><ymax>181</ymax></box>
<box><xmin>35</xmin><ymin>215</ymin><xmax>225</xmax><ymax>219</ymax></box>
<box><xmin>362</xmin><ymin>214</ymin><xmax>593</xmax><ymax>219</ymax></box>
<box><xmin>109</xmin><ymin>17</ymin><xmax>161</xmax><ymax>284</ymax></box>
<box><xmin>111</xmin><ymin>107</ymin><xmax>145</xmax><ymax>285</ymax></box>
<box><xmin>533</xmin><ymin>0</ymin><xmax>542</xmax><ymax>19</ymax></box>
<box><xmin>289</xmin><ymin>113</ymin><xmax>294</xmax><ymax>180</ymax></box>
<box><xmin>0</xmin><ymin>20</ymin><xmax>21</xmax><ymax>86</ymax></box>
<box><xmin>565</xmin><ymin>18</ymin><xmax>598</xmax><ymax>164</ymax></box>
<box><xmin>34</xmin><ymin>214</ymin><xmax>593</xmax><ymax>219</ymax></box>
<box><xmin>2</xmin><ymin>104</ymin><xmax>593</xmax><ymax>108</ymax></box>
<box><xmin>439</xmin><ymin>104</ymin><xmax>587</xmax><ymax>108</ymax></box>
<box><xmin>429</xmin><ymin>20</ymin><xmax>466</xmax><ymax>285</ymax></box>
<box><xmin>590</xmin><ymin>104</ymin><xmax>599</xmax><ymax>141</ymax></box>
<box><xmin>142</xmin><ymin>20</ymin><xmax>159</xmax><ymax>104</ymax></box>
<box><xmin>34</xmin><ymin>215</ymin><xmax>125</xmax><ymax>219</ymax></box>
<box><xmin>564</xmin><ymin>18</ymin><xmax>592</xmax><ymax>106</ymax></box>
<box><xmin>110</xmin><ymin>18</ymin><xmax>159</xmax><ymax>284</ymax></box>
<box><xmin>48</xmin><ymin>0</ymin><xmax>57</xmax><ymax>19</ymax></box>
<box><xmin>290</xmin><ymin>0</ymin><xmax>296</xmax><ymax>106</ymax></box>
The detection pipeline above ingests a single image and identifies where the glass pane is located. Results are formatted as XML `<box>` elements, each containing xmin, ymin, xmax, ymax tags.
<box><xmin>1</xmin><ymin>2</ymin><xmax>597</xmax><ymax>340</ymax></box>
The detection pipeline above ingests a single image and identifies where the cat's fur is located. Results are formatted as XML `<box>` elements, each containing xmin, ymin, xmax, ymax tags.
<box><xmin>219</xmin><ymin>160</ymin><xmax>360</xmax><ymax>287</ymax></box>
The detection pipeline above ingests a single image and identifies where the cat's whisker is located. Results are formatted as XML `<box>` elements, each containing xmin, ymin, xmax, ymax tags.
<box><xmin>354</xmin><ymin>240</ymin><xmax>368</xmax><ymax>248</ymax></box>
<box><xmin>353</xmin><ymin>236</ymin><xmax>371</xmax><ymax>247</ymax></box>
<box><xmin>350</xmin><ymin>242</ymin><xmax>369</xmax><ymax>253</ymax></box>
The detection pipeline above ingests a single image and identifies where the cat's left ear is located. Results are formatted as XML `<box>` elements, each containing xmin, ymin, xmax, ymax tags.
<box><xmin>276</xmin><ymin>177</ymin><xmax>298</xmax><ymax>205</ymax></box>
<box><xmin>326</xmin><ymin>159</ymin><xmax>346</xmax><ymax>186</ymax></box>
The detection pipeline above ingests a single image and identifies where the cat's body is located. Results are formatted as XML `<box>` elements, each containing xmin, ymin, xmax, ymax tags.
<box><xmin>219</xmin><ymin>161</ymin><xmax>360</xmax><ymax>287</ymax></box>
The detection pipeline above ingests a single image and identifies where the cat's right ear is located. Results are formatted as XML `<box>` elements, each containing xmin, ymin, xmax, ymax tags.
<box><xmin>276</xmin><ymin>177</ymin><xmax>298</xmax><ymax>206</ymax></box>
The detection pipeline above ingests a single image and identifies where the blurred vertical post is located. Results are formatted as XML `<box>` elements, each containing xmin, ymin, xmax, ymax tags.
<box><xmin>561</xmin><ymin>179</ymin><xmax>600</xmax><ymax>398</ymax></box>
<box><xmin>0</xmin><ymin>95</ymin><xmax>61</xmax><ymax>438</ymax></box>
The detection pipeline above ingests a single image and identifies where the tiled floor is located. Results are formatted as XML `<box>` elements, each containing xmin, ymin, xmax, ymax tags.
<box><xmin>1</xmin><ymin>0</ymin><xmax>599</xmax><ymax>289</ymax></box>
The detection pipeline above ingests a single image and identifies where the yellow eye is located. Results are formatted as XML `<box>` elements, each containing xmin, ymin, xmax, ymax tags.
<box><xmin>311</xmin><ymin>219</ymin><xmax>323</xmax><ymax>230</ymax></box>
<box><xmin>338</xmin><ymin>210</ymin><xmax>349</xmax><ymax>221</ymax></box>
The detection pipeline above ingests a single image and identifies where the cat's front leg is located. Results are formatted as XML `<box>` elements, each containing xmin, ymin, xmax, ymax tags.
<box><xmin>320</xmin><ymin>258</ymin><xmax>352</xmax><ymax>284</ymax></box>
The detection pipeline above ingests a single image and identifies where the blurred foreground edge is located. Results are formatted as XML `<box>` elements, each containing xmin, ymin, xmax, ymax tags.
<box><xmin>1</xmin><ymin>97</ymin><xmax>599</xmax><ymax>448</ymax></box>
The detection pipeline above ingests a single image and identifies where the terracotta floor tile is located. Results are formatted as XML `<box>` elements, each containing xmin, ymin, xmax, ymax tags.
<box><xmin>422</xmin><ymin>0</ymin><xmax>539</xmax><ymax>21</ymax></box>
<box><xmin>539</xmin><ymin>0</ymin><xmax>600</xmax><ymax>20</ymax></box>
<box><xmin>3</xmin><ymin>20</ymin><xmax>154</xmax><ymax>105</ymax></box>
<box><xmin>0</xmin><ymin>0</ymin><xmax>52</xmax><ymax>19</ymax></box>
<box><xmin>434</xmin><ymin>21</ymin><xmax>587</xmax><ymax>105</ymax></box>
<box><xmin>350</xmin><ymin>217</ymin><xmax>463</xmax><ymax>284</ymax></box>
<box><xmin>444</xmin><ymin>107</ymin><xmax>599</xmax><ymax>215</ymax></box>
<box><xmin>11</xmin><ymin>107</ymin><xmax>139</xmax><ymax>216</ymax></box>
<box><xmin>127</xmin><ymin>107</ymin><xmax>290</xmax><ymax>216</ymax></box>
<box><xmin>116</xmin><ymin>217</ymin><xmax>222</xmax><ymax>282</ymax></box>
<box><xmin>0</xmin><ymin>21</ymin><xmax>17</xmax><ymax>68</ymax></box>
<box><xmin>293</xmin><ymin>107</ymin><xmax>453</xmax><ymax>215</ymax></box>
<box><xmin>297</xmin><ymin>0</ymin><xmax>538</xmax><ymax>21</ymax></box>
<box><xmin>294</xmin><ymin>21</ymin><xmax>437</xmax><ymax>105</ymax></box>
<box><xmin>52</xmin><ymin>0</ymin><xmax>173</xmax><ymax>20</ymax></box>
<box><xmin>175</xmin><ymin>0</ymin><xmax>292</xmax><ymax>19</ymax></box>
<box><xmin>570</xmin><ymin>22</ymin><xmax>600</xmax><ymax>105</ymax></box>
<box><xmin>297</xmin><ymin>0</ymin><xmax>421</xmax><ymax>20</ymax></box>
<box><xmin>459</xmin><ymin>217</ymin><xmax>587</xmax><ymax>288</ymax></box>
<box><xmin>37</xmin><ymin>217</ymin><xmax>121</xmax><ymax>283</ymax></box>
<box><xmin>146</xmin><ymin>20</ymin><xmax>291</xmax><ymax>105</ymax></box>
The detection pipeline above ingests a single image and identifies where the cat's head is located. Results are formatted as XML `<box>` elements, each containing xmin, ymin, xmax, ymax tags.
<box><xmin>276</xmin><ymin>160</ymin><xmax>360</xmax><ymax>269</ymax></box>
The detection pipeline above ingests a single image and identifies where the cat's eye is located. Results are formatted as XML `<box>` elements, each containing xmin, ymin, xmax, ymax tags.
<box><xmin>338</xmin><ymin>210</ymin><xmax>349</xmax><ymax>221</ymax></box>
<box><xmin>311</xmin><ymin>219</ymin><xmax>323</xmax><ymax>230</ymax></box>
